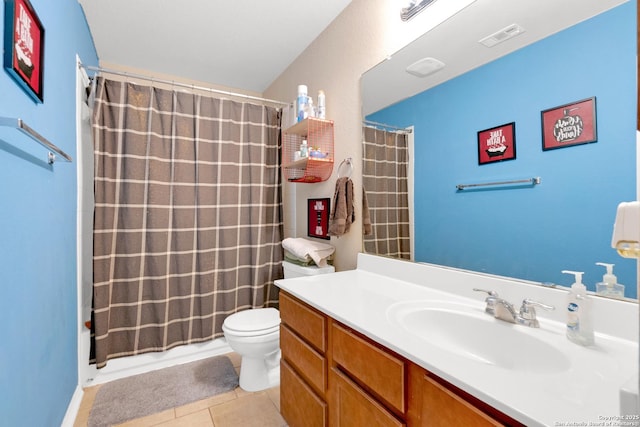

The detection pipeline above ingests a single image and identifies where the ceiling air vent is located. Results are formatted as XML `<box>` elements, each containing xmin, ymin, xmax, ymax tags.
<box><xmin>479</xmin><ymin>23</ymin><xmax>525</xmax><ymax>47</ymax></box>
<box><xmin>406</xmin><ymin>57</ymin><xmax>445</xmax><ymax>78</ymax></box>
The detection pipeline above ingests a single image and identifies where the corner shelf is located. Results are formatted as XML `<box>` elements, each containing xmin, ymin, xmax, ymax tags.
<box><xmin>282</xmin><ymin>118</ymin><xmax>334</xmax><ymax>183</ymax></box>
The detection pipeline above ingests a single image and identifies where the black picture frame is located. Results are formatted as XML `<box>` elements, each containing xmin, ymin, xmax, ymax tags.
<box><xmin>307</xmin><ymin>198</ymin><xmax>330</xmax><ymax>240</ymax></box>
<box><xmin>477</xmin><ymin>122</ymin><xmax>516</xmax><ymax>165</ymax></box>
<box><xmin>4</xmin><ymin>0</ymin><xmax>45</xmax><ymax>103</ymax></box>
<box><xmin>541</xmin><ymin>97</ymin><xmax>597</xmax><ymax>151</ymax></box>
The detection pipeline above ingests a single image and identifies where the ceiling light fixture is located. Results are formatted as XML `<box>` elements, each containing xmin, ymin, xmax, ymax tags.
<box><xmin>405</xmin><ymin>57</ymin><xmax>445</xmax><ymax>77</ymax></box>
<box><xmin>479</xmin><ymin>24</ymin><xmax>526</xmax><ymax>47</ymax></box>
<box><xmin>400</xmin><ymin>0</ymin><xmax>438</xmax><ymax>21</ymax></box>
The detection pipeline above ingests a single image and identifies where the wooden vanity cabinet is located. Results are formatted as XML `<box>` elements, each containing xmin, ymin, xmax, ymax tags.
<box><xmin>279</xmin><ymin>291</ymin><xmax>521</xmax><ymax>427</ymax></box>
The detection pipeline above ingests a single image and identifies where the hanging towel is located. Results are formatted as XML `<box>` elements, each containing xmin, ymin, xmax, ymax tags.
<box><xmin>362</xmin><ymin>185</ymin><xmax>372</xmax><ymax>236</ymax></box>
<box><xmin>282</xmin><ymin>237</ymin><xmax>335</xmax><ymax>267</ymax></box>
<box><xmin>328</xmin><ymin>177</ymin><xmax>354</xmax><ymax>237</ymax></box>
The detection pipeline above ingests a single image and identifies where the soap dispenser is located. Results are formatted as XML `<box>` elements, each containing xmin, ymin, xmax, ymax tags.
<box><xmin>562</xmin><ymin>270</ymin><xmax>594</xmax><ymax>346</ymax></box>
<box><xmin>595</xmin><ymin>262</ymin><xmax>625</xmax><ymax>298</ymax></box>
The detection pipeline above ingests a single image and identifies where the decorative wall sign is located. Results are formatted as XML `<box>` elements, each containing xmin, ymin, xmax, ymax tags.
<box><xmin>308</xmin><ymin>198</ymin><xmax>330</xmax><ymax>240</ymax></box>
<box><xmin>477</xmin><ymin>122</ymin><xmax>516</xmax><ymax>165</ymax></box>
<box><xmin>4</xmin><ymin>0</ymin><xmax>45</xmax><ymax>102</ymax></box>
<box><xmin>541</xmin><ymin>97</ymin><xmax>597</xmax><ymax>150</ymax></box>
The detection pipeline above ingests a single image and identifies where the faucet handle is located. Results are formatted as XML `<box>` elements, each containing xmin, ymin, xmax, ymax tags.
<box><xmin>473</xmin><ymin>288</ymin><xmax>499</xmax><ymax>315</ymax></box>
<box><xmin>473</xmin><ymin>288</ymin><xmax>498</xmax><ymax>297</ymax></box>
<box><xmin>519</xmin><ymin>299</ymin><xmax>554</xmax><ymax>326</ymax></box>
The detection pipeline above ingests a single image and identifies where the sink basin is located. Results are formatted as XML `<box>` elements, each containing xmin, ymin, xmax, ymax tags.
<box><xmin>387</xmin><ymin>300</ymin><xmax>571</xmax><ymax>373</ymax></box>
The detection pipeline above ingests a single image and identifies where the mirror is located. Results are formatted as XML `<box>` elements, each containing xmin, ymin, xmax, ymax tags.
<box><xmin>361</xmin><ymin>0</ymin><xmax>638</xmax><ymax>300</ymax></box>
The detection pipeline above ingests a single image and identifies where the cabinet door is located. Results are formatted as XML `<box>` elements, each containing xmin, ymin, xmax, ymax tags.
<box><xmin>280</xmin><ymin>324</ymin><xmax>327</xmax><ymax>394</ymax></box>
<box><xmin>280</xmin><ymin>291</ymin><xmax>327</xmax><ymax>353</ymax></box>
<box><xmin>419</xmin><ymin>374</ymin><xmax>504</xmax><ymax>427</ymax></box>
<box><xmin>331</xmin><ymin>368</ymin><xmax>405</xmax><ymax>427</ymax></box>
<box><xmin>332</xmin><ymin>323</ymin><xmax>405</xmax><ymax>414</ymax></box>
<box><xmin>281</xmin><ymin>359</ymin><xmax>327</xmax><ymax>427</ymax></box>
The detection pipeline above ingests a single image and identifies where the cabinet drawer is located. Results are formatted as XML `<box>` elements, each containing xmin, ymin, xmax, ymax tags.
<box><xmin>280</xmin><ymin>291</ymin><xmax>327</xmax><ymax>353</ymax></box>
<box><xmin>331</xmin><ymin>368</ymin><xmax>405</xmax><ymax>427</ymax></box>
<box><xmin>281</xmin><ymin>324</ymin><xmax>327</xmax><ymax>394</ymax></box>
<box><xmin>331</xmin><ymin>323</ymin><xmax>406</xmax><ymax>414</ymax></box>
<box><xmin>420</xmin><ymin>374</ymin><xmax>504</xmax><ymax>427</ymax></box>
<box><xmin>281</xmin><ymin>359</ymin><xmax>327</xmax><ymax>427</ymax></box>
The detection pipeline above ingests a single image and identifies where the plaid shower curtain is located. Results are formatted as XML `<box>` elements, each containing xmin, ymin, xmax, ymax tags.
<box><xmin>91</xmin><ymin>77</ymin><xmax>283</xmax><ymax>368</ymax></box>
<box><xmin>362</xmin><ymin>126</ymin><xmax>411</xmax><ymax>260</ymax></box>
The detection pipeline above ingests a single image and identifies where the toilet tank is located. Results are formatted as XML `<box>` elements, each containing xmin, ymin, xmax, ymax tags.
<box><xmin>282</xmin><ymin>261</ymin><xmax>335</xmax><ymax>279</ymax></box>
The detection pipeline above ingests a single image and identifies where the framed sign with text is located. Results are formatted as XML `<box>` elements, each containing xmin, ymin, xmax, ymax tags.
<box><xmin>4</xmin><ymin>0</ymin><xmax>45</xmax><ymax>102</ymax></box>
<box><xmin>541</xmin><ymin>97</ymin><xmax>597</xmax><ymax>151</ymax></box>
<box><xmin>307</xmin><ymin>198</ymin><xmax>330</xmax><ymax>240</ymax></box>
<box><xmin>477</xmin><ymin>122</ymin><xmax>516</xmax><ymax>165</ymax></box>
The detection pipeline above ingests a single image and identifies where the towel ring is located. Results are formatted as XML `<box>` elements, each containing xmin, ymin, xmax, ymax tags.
<box><xmin>337</xmin><ymin>158</ymin><xmax>353</xmax><ymax>178</ymax></box>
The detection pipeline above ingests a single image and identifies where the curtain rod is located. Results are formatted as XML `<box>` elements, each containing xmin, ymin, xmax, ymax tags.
<box><xmin>363</xmin><ymin>120</ymin><xmax>413</xmax><ymax>133</ymax></box>
<box><xmin>80</xmin><ymin>65</ymin><xmax>291</xmax><ymax>107</ymax></box>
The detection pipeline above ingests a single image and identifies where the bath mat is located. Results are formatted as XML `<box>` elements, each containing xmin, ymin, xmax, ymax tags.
<box><xmin>88</xmin><ymin>355</ymin><xmax>238</xmax><ymax>427</ymax></box>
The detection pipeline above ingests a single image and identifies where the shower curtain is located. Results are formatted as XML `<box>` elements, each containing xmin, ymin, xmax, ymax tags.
<box><xmin>91</xmin><ymin>77</ymin><xmax>283</xmax><ymax>368</ymax></box>
<box><xmin>362</xmin><ymin>126</ymin><xmax>411</xmax><ymax>260</ymax></box>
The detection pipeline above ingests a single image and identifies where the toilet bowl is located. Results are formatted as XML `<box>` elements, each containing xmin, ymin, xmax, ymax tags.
<box><xmin>222</xmin><ymin>307</ymin><xmax>281</xmax><ymax>392</ymax></box>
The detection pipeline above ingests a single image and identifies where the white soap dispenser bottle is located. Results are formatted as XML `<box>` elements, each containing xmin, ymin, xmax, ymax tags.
<box><xmin>562</xmin><ymin>270</ymin><xmax>594</xmax><ymax>346</ymax></box>
<box><xmin>595</xmin><ymin>262</ymin><xmax>625</xmax><ymax>298</ymax></box>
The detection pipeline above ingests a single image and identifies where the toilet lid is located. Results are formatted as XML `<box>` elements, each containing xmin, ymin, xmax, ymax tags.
<box><xmin>223</xmin><ymin>308</ymin><xmax>280</xmax><ymax>334</ymax></box>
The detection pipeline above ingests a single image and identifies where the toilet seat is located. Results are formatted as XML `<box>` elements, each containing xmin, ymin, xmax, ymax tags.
<box><xmin>222</xmin><ymin>308</ymin><xmax>280</xmax><ymax>337</ymax></box>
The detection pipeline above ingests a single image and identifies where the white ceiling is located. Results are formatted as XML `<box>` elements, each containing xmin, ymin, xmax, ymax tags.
<box><xmin>362</xmin><ymin>0</ymin><xmax>629</xmax><ymax>115</ymax></box>
<box><xmin>77</xmin><ymin>0</ymin><xmax>353</xmax><ymax>93</ymax></box>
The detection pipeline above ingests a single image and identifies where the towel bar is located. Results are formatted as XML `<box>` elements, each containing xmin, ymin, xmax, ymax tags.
<box><xmin>338</xmin><ymin>158</ymin><xmax>353</xmax><ymax>178</ymax></box>
<box><xmin>0</xmin><ymin>117</ymin><xmax>72</xmax><ymax>164</ymax></box>
<box><xmin>456</xmin><ymin>177</ymin><xmax>541</xmax><ymax>191</ymax></box>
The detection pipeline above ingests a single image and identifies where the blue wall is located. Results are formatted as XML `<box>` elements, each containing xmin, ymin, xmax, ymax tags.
<box><xmin>369</xmin><ymin>3</ymin><xmax>637</xmax><ymax>298</ymax></box>
<box><xmin>0</xmin><ymin>1</ymin><xmax>97</xmax><ymax>425</ymax></box>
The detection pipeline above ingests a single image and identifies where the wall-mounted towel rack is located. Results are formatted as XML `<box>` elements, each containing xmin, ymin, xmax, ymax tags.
<box><xmin>0</xmin><ymin>117</ymin><xmax>72</xmax><ymax>164</ymax></box>
<box><xmin>456</xmin><ymin>177</ymin><xmax>541</xmax><ymax>191</ymax></box>
<box><xmin>338</xmin><ymin>158</ymin><xmax>353</xmax><ymax>178</ymax></box>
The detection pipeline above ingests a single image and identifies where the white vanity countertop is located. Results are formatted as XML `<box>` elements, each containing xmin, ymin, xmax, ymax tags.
<box><xmin>275</xmin><ymin>254</ymin><xmax>639</xmax><ymax>427</ymax></box>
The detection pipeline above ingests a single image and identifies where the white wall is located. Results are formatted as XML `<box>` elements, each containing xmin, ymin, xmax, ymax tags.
<box><xmin>263</xmin><ymin>0</ymin><xmax>470</xmax><ymax>270</ymax></box>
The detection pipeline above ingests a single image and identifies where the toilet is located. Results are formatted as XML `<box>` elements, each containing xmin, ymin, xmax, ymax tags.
<box><xmin>222</xmin><ymin>307</ymin><xmax>281</xmax><ymax>392</ymax></box>
<box><xmin>222</xmin><ymin>260</ymin><xmax>335</xmax><ymax>392</ymax></box>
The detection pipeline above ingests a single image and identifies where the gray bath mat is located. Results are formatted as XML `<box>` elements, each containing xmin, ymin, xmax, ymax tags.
<box><xmin>88</xmin><ymin>355</ymin><xmax>239</xmax><ymax>426</ymax></box>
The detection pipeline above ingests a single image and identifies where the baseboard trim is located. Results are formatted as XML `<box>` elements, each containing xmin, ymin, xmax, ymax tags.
<box><xmin>61</xmin><ymin>385</ymin><xmax>84</xmax><ymax>427</ymax></box>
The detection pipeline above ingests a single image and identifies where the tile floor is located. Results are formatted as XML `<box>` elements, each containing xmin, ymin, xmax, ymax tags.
<box><xmin>73</xmin><ymin>352</ymin><xmax>287</xmax><ymax>427</ymax></box>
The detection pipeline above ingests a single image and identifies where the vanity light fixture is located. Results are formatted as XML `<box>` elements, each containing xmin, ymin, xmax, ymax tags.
<box><xmin>406</xmin><ymin>57</ymin><xmax>445</xmax><ymax>77</ymax></box>
<box><xmin>479</xmin><ymin>23</ymin><xmax>526</xmax><ymax>47</ymax></box>
<box><xmin>401</xmin><ymin>0</ymin><xmax>437</xmax><ymax>21</ymax></box>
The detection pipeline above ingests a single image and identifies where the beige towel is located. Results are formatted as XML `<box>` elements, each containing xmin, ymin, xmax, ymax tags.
<box><xmin>362</xmin><ymin>186</ymin><xmax>372</xmax><ymax>236</ymax></box>
<box><xmin>328</xmin><ymin>177</ymin><xmax>354</xmax><ymax>236</ymax></box>
<box><xmin>282</xmin><ymin>237</ymin><xmax>335</xmax><ymax>267</ymax></box>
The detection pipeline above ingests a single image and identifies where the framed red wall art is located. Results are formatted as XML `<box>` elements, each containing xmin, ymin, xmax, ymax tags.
<box><xmin>477</xmin><ymin>122</ymin><xmax>516</xmax><ymax>165</ymax></box>
<box><xmin>308</xmin><ymin>198</ymin><xmax>330</xmax><ymax>240</ymax></box>
<box><xmin>4</xmin><ymin>0</ymin><xmax>45</xmax><ymax>103</ymax></box>
<box><xmin>541</xmin><ymin>97</ymin><xmax>597</xmax><ymax>151</ymax></box>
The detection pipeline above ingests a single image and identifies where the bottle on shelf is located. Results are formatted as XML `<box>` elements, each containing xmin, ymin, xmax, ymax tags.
<box><xmin>317</xmin><ymin>90</ymin><xmax>326</xmax><ymax>119</ymax></box>
<box><xmin>297</xmin><ymin>85</ymin><xmax>308</xmax><ymax>122</ymax></box>
<box><xmin>300</xmin><ymin>139</ymin><xmax>308</xmax><ymax>158</ymax></box>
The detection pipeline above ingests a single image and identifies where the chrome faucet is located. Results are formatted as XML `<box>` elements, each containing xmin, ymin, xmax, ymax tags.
<box><xmin>485</xmin><ymin>296</ymin><xmax>518</xmax><ymax>323</ymax></box>
<box><xmin>474</xmin><ymin>289</ymin><xmax>554</xmax><ymax>328</ymax></box>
